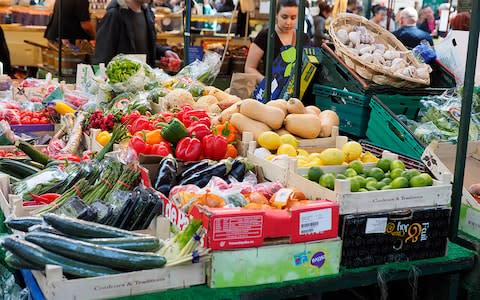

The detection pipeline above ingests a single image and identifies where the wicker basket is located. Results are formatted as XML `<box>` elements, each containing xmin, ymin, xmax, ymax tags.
<box><xmin>329</xmin><ymin>13</ymin><xmax>430</xmax><ymax>88</ymax></box>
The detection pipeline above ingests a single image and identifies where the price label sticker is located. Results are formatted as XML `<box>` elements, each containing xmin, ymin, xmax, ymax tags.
<box><xmin>299</xmin><ymin>208</ymin><xmax>332</xmax><ymax>235</ymax></box>
<box><xmin>365</xmin><ymin>218</ymin><xmax>388</xmax><ymax>234</ymax></box>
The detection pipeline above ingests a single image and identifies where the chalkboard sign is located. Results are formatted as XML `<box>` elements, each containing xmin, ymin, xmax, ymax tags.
<box><xmin>187</xmin><ymin>46</ymin><xmax>204</xmax><ymax>64</ymax></box>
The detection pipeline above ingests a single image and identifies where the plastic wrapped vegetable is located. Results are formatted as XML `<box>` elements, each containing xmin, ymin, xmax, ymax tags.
<box><xmin>176</xmin><ymin>51</ymin><xmax>221</xmax><ymax>85</ymax></box>
<box><xmin>154</xmin><ymin>155</ymin><xmax>178</xmax><ymax>196</ymax></box>
<box><xmin>105</xmin><ymin>55</ymin><xmax>156</xmax><ymax>93</ymax></box>
<box><xmin>12</xmin><ymin>166</ymin><xmax>68</xmax><ymax>200</ymax></box>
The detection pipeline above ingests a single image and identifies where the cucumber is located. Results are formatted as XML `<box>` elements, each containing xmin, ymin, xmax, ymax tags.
<box><xmin>5</xmin><ymin>251</ymin><xmax>42</xmax><ymax>270</ymax></box>
<box><xmin>25</xmin><ymin>232</ymin><xmax>167</xmax><ymax>271</ymax></box>
<box><xmin>26</xmin><ymin>160</ymin><xmax>45</xmax><ymax>170</ymax></box>
<box><xmin>5</xmin><ymin>216</ymin><xmax>43</xmax><ymax>232</ymax></box>
<box><xmin>3</xmin><ymin>237</ymin><xmax>120</xmax><ymax>277</ymax></box>
<box><xmin>28</xmin><ymin>224</ymin><xmax>68</xmax><ymax>236</ymax></box>
<box><xmin>43</xmin><ymin>213</ymin><xmax>143</xmax><ymax>238</ymax></box>
<box><xmin>15</xmin><ymin>140</ymin><xmax>50</xmax><ymax>166</ymax></box>
<box><xmin>84</xmin><ymin>236</ymin><xmax>163</xmax><ymax>252</ymax></box>
<box><xmin>0</xmin><ymin>159</ymin><xmax>41</xmax><ymax>178</ymax></box>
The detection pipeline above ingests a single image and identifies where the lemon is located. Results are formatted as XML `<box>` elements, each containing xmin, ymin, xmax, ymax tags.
<box><xmin>280</xmin><ymin>134</ymin><xmax>298</xmax><ymax>149</ymax></box>
<box><xmin>309</xmin><ymin>158</ymin><xmax>323</xmax><ymax>166</ymax></box>
<box><xmin>361</xmin><ymin>151</ymin><xmax>379</xmax><ymax>163</ymax></box>
<box><xmin>297</xmin><ymin>158</ymin><xmax>309</xmax><ymax>167</ymax></box>
<box><xmin>342</xmin><ymin>141</ymin><xmax>363</xmax><ymax>162</ymax></box>
<box><xmin>258</xmin><ymin>131</ymin><xmax>281</xmax><ymax>151</ymax></box>
<box><xmin>309</xmin><ymin>153</ymin><xmax>323</xmax><ymax>161</ymax></box>
<box><xmin>319</xmin><ymin>148</ymin><xmax>345</xmax><ymax>165</ymax></box>
<box><xmin>297</xmin><ymin>149</ymin><xmax>309</xmax><ymax>157</ymax></box>
<box><xmin>277</xmin><ymin>144</ymin><xmax>297</xmax><ymax>157</ymax></box>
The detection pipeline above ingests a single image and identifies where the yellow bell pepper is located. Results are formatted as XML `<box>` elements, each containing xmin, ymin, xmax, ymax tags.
<box><xmin>96</xmin><ymin>131</ymin><xmax>112</xmax><ymax>146</ymax></box>
<box><xmin>53</xmin><ymin>101</ymin><xmax>76</xmax><ymax>115</ymax></box>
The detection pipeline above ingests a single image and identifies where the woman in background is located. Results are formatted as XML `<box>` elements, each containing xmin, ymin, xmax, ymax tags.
<box><xmin>312</xmin><ymin>1</ymin><xmax>332</xmax><ymax>47</ymax></box>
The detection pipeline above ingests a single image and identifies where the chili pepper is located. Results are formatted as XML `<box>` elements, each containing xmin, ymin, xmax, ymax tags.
<box><xmin>151</xmin><ymin>141</ymin><xmax>172</xmax><ymax>156</ymax></box>
<box><xmin>129</xmin><ymin>136</ymin><xmax>150</xmax><ymax>155</ymax></box>
<box><xmin>188</xmin><ymin>123</ymin><xmax>211</xmax><ymax>141</ymax></box>
<box><xmin>176</xmin><ymin>137</ymin><xmax>202</xmax><ymax>162</ymax></box>
<box><xmin>30</xmin><ymin>193</ymin><xmax>60</xmax><ymax>204</ymax></box>
<box><xmin>128</xmin><ymin>116</ymin><xmax>154</xmax><ymax>134</ymax></box>
<box><xmin>225</xmin><ymin>144</ymin><xmax>238</xmax><ymax>158</ymax></box>
<box><xmin>95</xmin><ymin>131</ymin><xmax>112</xmax><ymax>146</ymax></box>
<box><xmin>160</xmin><ymin>118</ymin><xmax>189</xmax><ymax>144</ymax></box>
<box><xmin>181</xmin><ymin>109</ymin><xmax>210</xmax><ymax>128</ymax></box>
<box><xmin>202</xmin><ymin>134</ymin><xmax>228</xmax><ymax>161</ymax></box>
<box><xmin>214</xmin><ymin>121</ymin><xmax>237</xmax><ymax>143</ymax></box>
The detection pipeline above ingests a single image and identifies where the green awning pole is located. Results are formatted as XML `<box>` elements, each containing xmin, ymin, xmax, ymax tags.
<box><xmin>184</xmin><ymin>0</ymin><xmax>192</xmax><ymax>66</ymax></box>
<box><xmin>264</xmin><ymin>0</ymin><xmax>277</xmax><ymax>102</ymax></box>
<box><xmin>449</xmin><ymin>0</ymin><xmax>479</xmax><ymax>242</ymax></box>
<box><xmin>293</xmin><ymin>0</ymin><xmax>305</xmax><ymax>98</ymax></box>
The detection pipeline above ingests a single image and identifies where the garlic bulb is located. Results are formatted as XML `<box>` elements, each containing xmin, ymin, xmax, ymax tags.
<box><xmin>359</xmin><ymin>45</ymin><xmax>375</xmax><ymax>55</ymax></box>
<box><xmin>348</xmin><ymin>31</ymin><xmax>360</xmax><ymax>46</ymax></box>
<box><xmin>337</xmin><ymin>29</ymin><xmax>349</xmax><ymax>44</ymax></box>
<box><xmin>390</xmin><ymin>58</ymin><xmax>407</xmax><ymax>72</ymax></box>
<box><xmin>372</xmin><ymin>52</ymin><xmax>386</xmax><ymax>65</ymax></box>
<box><xmin>383</xmin><ymin>50</ymin><xmax>401</xmax><ymax>60</ymax></box>
<box><xmin>396</xmin><ymin>66</ymin><xmax>417</xmax><ymax>77</ymax></box>
<box><xmin>416</xmin><ymin>67</ymin><xmax>430</xmax><ymax>80</ymax></box>
<box><xmin>360</xmin><ymin>53</ymin><xmax>374</xmax><ymax>63</ymax></box>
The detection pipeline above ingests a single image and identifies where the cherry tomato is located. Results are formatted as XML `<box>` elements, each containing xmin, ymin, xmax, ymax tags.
<box><xmin>21</xmin><ymin>116</ymin><xmax>31</xmax><ymax>124</ymax></box>
<box><xmin>30</xmin><ymin>117</ymin><xmax>40</xmax><ymax>124</ymax></box>
<box><xmin>39</xmin><ymin>117</ymin><xmax>49</xmax><ymax>124</ymax></box>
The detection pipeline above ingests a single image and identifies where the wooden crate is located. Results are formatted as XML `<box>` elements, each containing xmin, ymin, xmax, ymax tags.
<box><xmin>31</xmin><ymin>261</ymin><xmax>206</xmax><ymax>300</ymax></box>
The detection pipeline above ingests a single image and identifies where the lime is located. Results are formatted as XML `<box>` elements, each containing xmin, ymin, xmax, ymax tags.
<box><xmin>319</xmin><ymin>173</ymin><xmax>336</xmax><ymax>190</ymax></box>
<box><xmin>307</xmin><ymin>167</ymin><xmax>324</xmax><ymax>182</ymax></box>
<box><xmin>359</xmin><ymin>188</ymin><xmax>369</xmax><ymax>192</ymax></box>
<box><xmin>336</xmin><ymin>174</ymin><xmax>347</xmax><ymax>180</ymax></box>
<box><xmin>348</xmin><ymin>160</ymin><xmax>364</xmax><ymax>175</ymax></box>
<box><xmin>280</xmin><ymin>134</ymin><xmax>298</xmax><ymax>148</ymax></box>
<box><xmin>381</xmin><ymin>178</ymin><xmax>392</xmax><ymax>185</ymax></box>
<box><xmin>258</xmin><ymin>131</ymin><xmax>281</xmax><ymax>151</ymax></box>
<box><xmin>375</xmin><ymin>182</ymin><xmax>387</xmax><ymax>190</ymax></box>
<box><xmin>353</xmin><ymin>175</ymin><xmax>367</xmax><ymax>188</ymax></box>
<box><xmin>384</xmin><ymin>172</ymin><xmax>391</xmax><ymax>178</ymax></box>
<box><xmin>366</xmin><ymin>181</ymin><xmax>378</xmax><ymax>191</ymax></box>
<box><xmin>365</xmin><ymin>177</ymin><xmax>377</xmax><ymax>184</ymax></box>
<box><xmin>349</xmin><ymin>178</ymin><xmax>361</xmax><ymax>192</ymax></box>
<box><xmin>391</xmin><ymin>160</ymin><xmax>405</xmax><ymax>171</ymax></box>
<box><xmin>376</xmin><ymin>158</ymin><xmax>392</xmax><ymax>172</ymax></box>
<box><xmin>390</xmin><ymin>168</ymin><xmax>403</xmax><ymax>179</ymax></box>
<box><xmin>401</xmin><ymin>169</ymin><xmax>421</xmax><ymax>181</ymax></box>
<box><xmin>368</xmin><ymin>167</ymin><xmax>385</xmax><ymax>181</ymax></box>
<box><xmin>381</xmin><ymin>185</ymin><xmax>392</xmax><ymax>190</ymax></box>
<box><xmin>391</xmin><ymin>177</ymin><xmax>409</xmax><ymax>189</ymax></box>
<box><xmin>419</xmin><ymin>173</ymin><xmax>433</xmax><ymax>186</ymax></box>
<box><xmin>409</xmin><ymin>175</ymin><xmax>427</xmax><ymax>188</ymax></box>
<box><xmin>344</xmin><ymin>168</ymin><xmax>358</xmax><ymax>178</ymax></box>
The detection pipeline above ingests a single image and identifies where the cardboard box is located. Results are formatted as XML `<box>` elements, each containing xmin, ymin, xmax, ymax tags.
<box><xmin>209</xmin><ymin>238</ymin><xmax>341</xmax><ymax>288</ymax></box>
<box><xmin>190</xmin><ymin>200</ymin><xmax>339</xmax><ymax>250</ymax></box>
<box><xmin>32</xmin><ymin>262</ymin><xmax>206</xmax><ymax>300</ymax></box>
<box><xmin>341</xmin><ymin>206</ymin><xmax>450</xmax><ymax>268</ymax></box>
<box><xmin>421</xmin><ymin>141</ymin><xmax>480</xmax><ymax>240</ymax></box>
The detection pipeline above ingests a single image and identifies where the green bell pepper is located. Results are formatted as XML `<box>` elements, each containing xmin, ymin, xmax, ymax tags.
<box><xmin>160</xmin><ymin>118</ymin><xmax>189</xmax><ymax>144</ymax></box>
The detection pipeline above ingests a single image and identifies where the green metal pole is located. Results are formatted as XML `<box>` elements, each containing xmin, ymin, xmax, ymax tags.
<box><xmin>184</xmin><ymin>0</ymin><xmax>192</xmax><ymax>66</ymax></box>
<box><xmin>293</xmin><ymin>0</ymin><xmax>305</xmax><ymax>98</ymax></box>
<box><xmin>264</xmin><ymin>0</ymin><xmax>277</xmax><ymax>102</ymax></box>
<box><xmin>449</xmin><ymin>0</ymin><xmax>479</xmax><ymax>241</ymax></box>
<box><xmin>363</xmin><ymin>0</ymin><xmax>372</xmax><ymax>18</ymax></box>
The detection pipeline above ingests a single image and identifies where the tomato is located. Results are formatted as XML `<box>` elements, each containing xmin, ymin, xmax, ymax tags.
<box><xmin>39</xmin><ymin>117</ymin><xmax>49</xmax><ymax>124</ymax></box>
<box><xmin>30</xmin><ymin>117</ymin><xmax>40</xmax><ymax>124</ymax></box>
<box><xmin>0</xmin><ymin>150</ymin><xmax>5</xmax><ymax>157</ymax></box>
<box><xmin>21</xmin><ymin>116</ymin><xmax>31</xmax><ymax>124</ymax></box>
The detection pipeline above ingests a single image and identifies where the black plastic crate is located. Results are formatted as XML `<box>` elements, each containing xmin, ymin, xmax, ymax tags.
<box><xmin>341</xmin><ymin>206</ymin><xmax>450</xmax><ymax>268</ymax></box>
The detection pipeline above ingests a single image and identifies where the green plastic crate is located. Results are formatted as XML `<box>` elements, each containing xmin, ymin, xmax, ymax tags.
<box><xmin>366</xmin><ymin>96</ymin><xmax>425</xmax><ymax>160</ymax></box>
<box><xmin>313</xmin><ymin>84</ymin><xmax>370</xmax><ymax>137</ymax></box>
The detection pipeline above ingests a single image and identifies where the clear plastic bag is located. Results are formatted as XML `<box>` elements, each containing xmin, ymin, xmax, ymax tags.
<box><xmin>106</xmin><ymin>55</ymin><xmax>157</xmax><ymax>93</ymax></box>
<box><xmin>0</xmin><ymin>121</ymin><xmax>15</xmax><ymax>145</ymax></box>
<box><xmin>12</xmin><ymin>166</ymin><xmax>68</xmax><ymax>200</ymax></box>
<box><xmin>176</xmin><ymin>51</ymin><xmax>221</xmax><ymax>85</ymax></box>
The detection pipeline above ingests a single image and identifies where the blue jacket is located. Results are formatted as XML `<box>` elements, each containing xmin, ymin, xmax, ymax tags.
<box><xmin>393</xmin><ymin>26</ymin><xmax>434</xmax><ymax>49</ymax></box>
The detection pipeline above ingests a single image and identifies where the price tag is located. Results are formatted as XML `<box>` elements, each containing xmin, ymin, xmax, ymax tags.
<box><xmin>299</xmin><ymin>208</ymin><xmax>332</xmax><ymax>235</ymax></box>
<box><xmin>365</xmin><ymin>218</ymin><xmax>388</xmax><ymax>234</ymax></box>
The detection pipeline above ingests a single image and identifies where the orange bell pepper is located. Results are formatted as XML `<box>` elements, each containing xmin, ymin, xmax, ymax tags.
<box><xmin>134</xmin><ymin>129</ymin><xmax>164</xmax><ymax>145</ymax></box>
<box><xmin>214</xmin><ymin>121</ymin><xmax>237</xmax><ymax>143</ymax></box>
<box><xmin>225</xmin><ymin>143</ymin><xmax>238</xmax><ymax>158</ymax></box>
<box><xmin>96</xmin><ymin>131</ymin><xmax>112</xmax><ymax>146</ymax></box>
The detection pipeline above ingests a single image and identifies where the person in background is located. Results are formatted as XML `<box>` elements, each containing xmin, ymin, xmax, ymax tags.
<box><xmin>312</xmin><ymin>1</ymin><xmax>332</xmax><ymax>46</ymax></box>
<box><xmin>44</xmin><ymin>0</ymin><xmax>95</xmax><ymax>46</ymax></box>
<box><xmin>244</xmin><ymin>0</ymin><xmax>310</xmax><ymax>82</ymax></box>
<box><xmin>450</xmin><ymin>12</ymin><xmax>470</xmax><ymax>31</ymax></box>
<box><xmin>93</xmin><ymin>0</ymin><xmax>180</xmax><ymax>67</ymax></box>
<box><xmin>418</xmin><ymin>5</ymin><xmax>436</xmax><ymax>36</ymax></box>
<box><xmin>394</xmin><ymin>7</ymin><xmax>404</xmax><ymax>30</ymax></box>
<box><xmin>304</xmin><ymin>0</ymin><xmax>315</xmax><ymax>41</ymax></box>
<box><xmin>370</xmin><ymin>5</ymin><xmax>386</xmax><ymax>25</ymax></box>
<box><xmin>393</xmin><ymin>7</ymin><xmax>433</xmax><ymax>49</ymax></box>
<box><xmin>217</xmin><ymin>0</ymin><xmax>234</xmax><ymax>12</ymax></box>
<box><xmin>346</xmin><ymin>0</ymin><xmax>357</xmax><ymax>14</ymax></box>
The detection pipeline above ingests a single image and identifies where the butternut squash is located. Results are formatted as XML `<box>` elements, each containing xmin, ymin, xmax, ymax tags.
<box><xmin>275</xmin><ymin>128</ymin><xmax>291</xmax><ymax>136</ymax></box>
<box><xmin>239</xmin><ymin>99</ymin><xmax>286</xmax><ymax>130</ymax></box>
<box><xmin>318</xmin><ymin>110</ymin><xmax>340</xmax><ymax>137</ymax></box>
<box><xmin>219</xmin><ymin>102</ymin><xmax>240</xmax><ymax>123</ymax></box>
<box><xmin>305</xmin><ymin>105</ymin><xmax>321</xmax><ymax>115</ymax></box>
<box><xmin>286</xmin><ymin>98</ymin><xmax>305</xmax><ymax>114</ymax></box>
<box><xmin>284</xmin><ymin>114</ymin><xmax>322</xmax><ymax>139</ymax></box>
<box><xmin>305</xmin><ymin>107</ymin><xmax>319</xmax><ymax>115</ymax></box>
<box><xmin>266</xmin><ymin>100</ymin><xmax>288</xmax><ymax>115</ymax></box>
<box><xmin>230</xmin><ymin>113</ymin><xmax>272</xmax><ymax>141</ymax></box>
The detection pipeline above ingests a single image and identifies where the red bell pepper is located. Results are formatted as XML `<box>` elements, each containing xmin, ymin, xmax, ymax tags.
<box><xmin>176</xmin><ymin>137</ymin><xmax>202</xmax><ymax>161</ymax></box>
<box><xmin>121</xmin><ymin>111</ymin><xmax>141</xmax><ymax>125</ymax></box>
<box><xmin>202</xmin><ymin>134</ymin><xmax>228</xmax><ymax>161</ymax></box>
<box><xmin>151</xmin><ymin>142</ymin><xmax>172</xmax><ymax>156</ymax></box>
<box><xmin>52</xmin><ymin>154</ymin><xmax>81</xmax><ymax>162</ymax></box>
<box><xmin>128</xmin><ymin>116</ymin><xmax>154</xmax><ymax>134</ymax></box>
<box><xmin>181</xmin><ymin>109</ymin><xmax>210</xmax><ymax>128</ymax></box>
<box><xmin>129</xmin><ymin>136</ymin><xmax>151</xmax><ymax>155</ymax></box>
<box><xmin>175</xmin><ymin>104</ymin><xmax>193</xmax><ymax>123</ymax></box>
<box><xmin>188</xmin><ymin>123</ymin><xmax>211</xmax><ymax>141</ymax></box>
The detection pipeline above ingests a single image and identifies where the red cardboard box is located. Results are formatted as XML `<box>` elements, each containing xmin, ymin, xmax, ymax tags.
<box><xmin>190</xmin><ymin>200</ymin><xmax>339</xmax><ymax>250</ymax></box>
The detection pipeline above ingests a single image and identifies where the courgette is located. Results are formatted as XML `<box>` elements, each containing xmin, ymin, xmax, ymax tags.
<box><xmin>83</xmin><ymin>236</ymin><xmax>163</xmax><ymax>252</ymax></box>
<box><xmin>0</xmin><ymin>159</ymin><xmax>41</xmax><ymax>179</ymax></box>
<box><xmin>5</xmin><ymin>251</ymin><xmax>42</xmax><ymax>270</ymax></box>
<box><xmin>26</xmin><ymin>160</ymin><xmax>45</xmax><ymax>170</ymax></box>
<box><xmin>15</xmin><ymin>140</ymin><xmax>50</xmax><ymax>166</ymax></box>
<box><xmin>43</xmin><ymin>213</ymin><xmax>144</xmax><ymax>238</ymax></box>
<box><xmin>5</xmin><ymin>216</ymin><xmax>43</xmax><ymax>232</ymax></box>
<box><xmin>25</xmin><ymin>232</ymin><xmax>167</xmax><ymax>271</ymax></box>
<box><xmin>3</xmin><ymin>237</ymin><xmax>120</xmax><ymax>277</ymax></box>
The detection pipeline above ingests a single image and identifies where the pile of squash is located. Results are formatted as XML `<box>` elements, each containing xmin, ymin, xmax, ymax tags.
<box><xmin>217</xmin><ymin>98</ymin><xmax>340</xmax><ymax>141</ymax></box>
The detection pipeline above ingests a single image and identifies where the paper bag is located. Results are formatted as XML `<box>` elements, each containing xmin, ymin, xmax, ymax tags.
<box><xmin>76</xmin><ymin>64</ymin><xmax>96</xmax><ymax>92</ymax></box>
<box><xmin>229</xmin><ymin>73</ymin><xmax>258</xmax><ymax>99</ymax></box>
